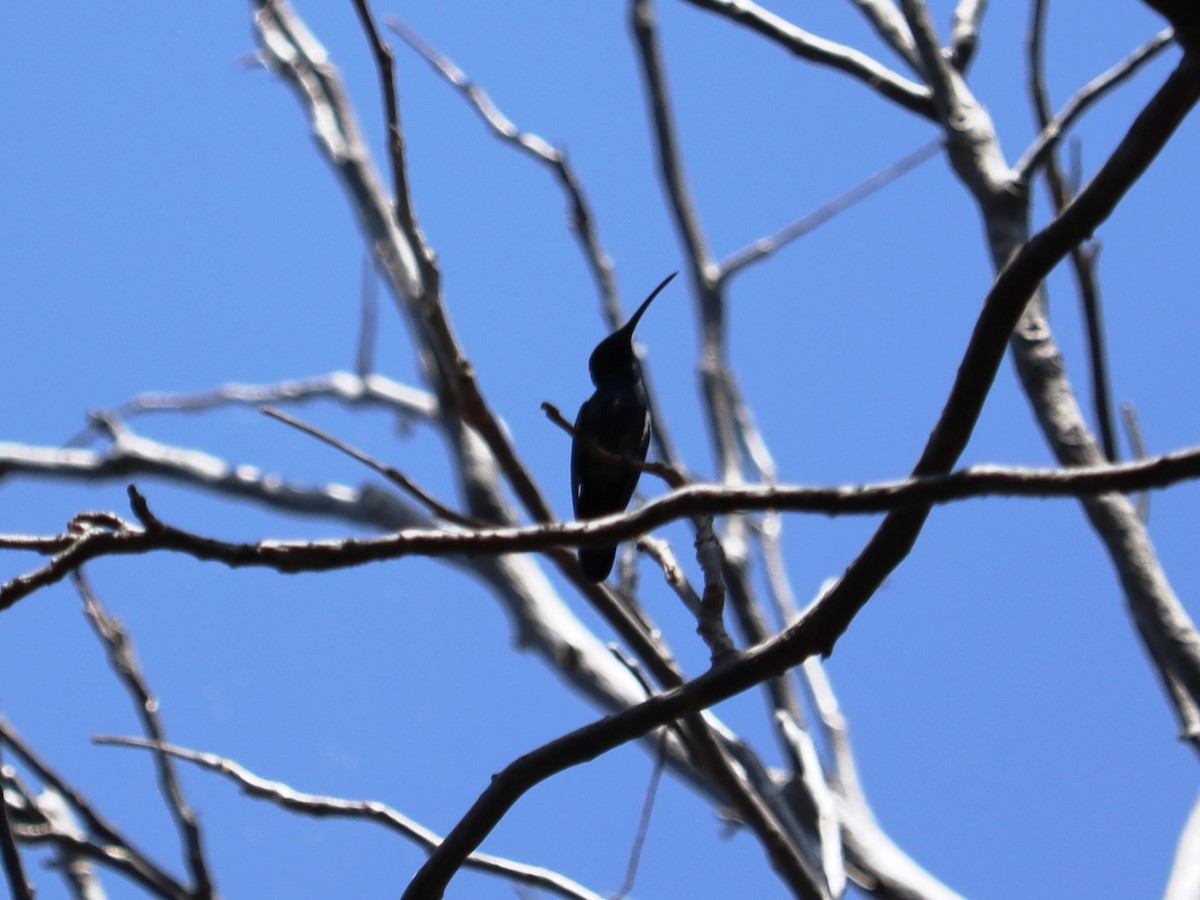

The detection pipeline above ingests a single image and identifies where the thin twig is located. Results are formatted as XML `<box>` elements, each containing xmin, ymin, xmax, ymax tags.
<box><xmin>0</xmin><ymin>744</ymin><xmax>35</xmax><ymax>900</ymax></box>
<box><xmin>387</xmin><ymin>15</ymin><xmax>622</xmax><ymax>315</ymax></box>
<box><xmin>678</xmin><ymin>0</ymin><xmax>934</xmax><ymax>118</ymax></box>
<box><xmin>637</xmin><ymin>536</ymin><xmax>702</xmax><ymax>615</ymax></box>
<box><xmin>632</xmin><ymin>0</ymin><xmax>715</xmax><ymax>292</ymax></box>
<box><xmin>0</xmin><ymin>715</ymin><xmax>187</xmax><ymax>898</ymax></box>
<box><xmin>719</xmin><ymin>139</ymin><xmax>942</xmax><ymax>281</ymax></box>
<box><xmin>94</xmin><ymin>736</ymin><xmax>603</xmax><ymax>900</ymax></box>
<box><xmin>261</xmin><ymin>405</ymin><xmax>479</xmax><ymax>527</ymax></box>
<box><xmin>386</xmin><ymin>16</ymin><xmax>687</xmax><ymax>472</ymax></box>
<box><xmin>349</xmin><ymin>0</ymin><xmax>426</xmax><ymax>259</ymax></box>
<box><xmin>356</xmin><ymin>251</ymin><xmax>379</xmax><ymax>377</ymax></box>
<box><xmin>1016</xmin><ymin>26</ymin><xmax>1174</xmax><ymax>181</ymax></box>
<box><xmin>540</xmin><ymin>402</ymin><xmax>684</xmax><ymax>489</ymax></box>
<box><xmin>73</xmin><ymin>571</ymin><xmax>215</xmax><ymax>899</ymax></box>
<box><xmin>1122</xmin><ymin>402</ymin><xmax>1152</xmax><ymax>522</ymax></box>
<box><xmin>612</xmin><ymin>734</ymin><xmax>669</xmax><ymax>900</ymax></box>
<box><xmin>71</xmin><ymin>372</ymin><xmax>438</xmax><ymax>443</ymax></box>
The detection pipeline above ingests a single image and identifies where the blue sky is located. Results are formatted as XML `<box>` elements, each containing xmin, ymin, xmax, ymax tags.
<box><xmin>3</xmin><ymin>2</ymin><xmax>1199</xmax><ymax>898</ymax></box>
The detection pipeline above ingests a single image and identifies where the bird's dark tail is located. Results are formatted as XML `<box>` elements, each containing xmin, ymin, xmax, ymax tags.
<box><xmin>579</xmin><ymin>546</ymin><xmax>618</xmax><ymax>582</ymax></box>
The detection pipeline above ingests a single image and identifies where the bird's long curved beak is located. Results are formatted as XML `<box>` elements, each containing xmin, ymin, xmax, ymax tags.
<box><xmin>622</xmin><ymin>271</ymin><xmax>677</xmax><ymax>334</ymax></box>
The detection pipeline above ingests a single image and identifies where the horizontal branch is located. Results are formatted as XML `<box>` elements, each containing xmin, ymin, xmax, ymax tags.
<box><xmin>6</xmin><ymin>447</ymin><xmax>1200</xmax><ymax>609</ymax></box>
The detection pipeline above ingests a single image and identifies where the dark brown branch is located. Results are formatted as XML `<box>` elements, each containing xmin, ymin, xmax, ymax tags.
<box><xmin>349</xmin><ymin>0</ymin><xmax>425</xmax><ymax>258</ymax></box>
<box><xmin>1023</xmin><ymin>7</ymin><xmax>1171</xmax><ymax>463</ymax></box>
<box><xmin>398</xmin><ymin>56</ymin><xmax>1200</xmax><ymax>898</ymax></box>
<box><xmin>10</xmin><ymin>447</ymin><xmax>1200</xmax><ymax>610</ymax></box>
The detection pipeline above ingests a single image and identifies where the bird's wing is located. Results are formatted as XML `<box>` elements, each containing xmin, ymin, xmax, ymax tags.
<box><xmin>570</xmin><ymin>397</ymin><xmax>595</xmax><ymax>517</ymax></box>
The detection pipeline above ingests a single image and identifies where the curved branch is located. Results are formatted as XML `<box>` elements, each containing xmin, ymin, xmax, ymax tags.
<box><xmin>96</xmin><ymin>736</ymin><xmax>604</xmax><ymax>900</ymax></box>
<box><xmin>399</xmin><ymin>56</ymin><xmax>1200</xmax><ymax>897</ymax></box>
<box><xmin>679</xmin><ymin>0</ymin><xmax>934</xmax><ymax>118</ymax></box>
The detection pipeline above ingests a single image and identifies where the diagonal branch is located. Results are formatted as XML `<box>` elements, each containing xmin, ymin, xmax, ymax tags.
<box><xmin>95</xmin><ymin>736</ymin><xmax>604</xmax><ymax>900</ymax></box>
<box><xmin>0</xmin><ymin>714</ymin><xmax>188</xmax><ymax>898</ymax></box>
<box><xmin>398</xmin><ymin>55</ymin><xmax>1200</xmax><ymax>898</ymax></box>
<box><xmin>386</xmin><ymin>16</ymin><xmax>619</xmax><ymax>320</ymax></box>
<box><xmin>1016</xmin><ymin>26</ymin><xmax>1174</xmax><ymax>183</ymax></box>
<box><xmin>718</xmin><ymin>138</ymin><xmax>942</xmax><ymax>281</ymax></box>
<box><xmin>846</xmin><ymin>0</ymin><xmax>920</xmax><ymax>72</ymax></box>
<box><xmin>679</xmin><ymin>0</ymin><xmax>934</xmax><ymax>118</ymax></box>
<box><xmin>75</xmin><ymin>572</ymin><xmax>215</xmax><ymax>899</ymax></box>
<box><xmin>949</xmin><ymin>0</ymin><xmax>988</xmax><ymax>71</ymax></box>
<box><xmin>0</xmin><ymin>743</ymin><xmax>34</xmax><ymax>900</ymax></box>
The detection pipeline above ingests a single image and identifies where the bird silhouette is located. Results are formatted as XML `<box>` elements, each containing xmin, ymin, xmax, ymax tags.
<box><xmin>572</xmin><ymin>272</ymin><xmax>677</xmax><ymax>581</ymax></box>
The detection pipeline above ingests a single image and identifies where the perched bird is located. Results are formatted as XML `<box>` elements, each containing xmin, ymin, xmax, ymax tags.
<box><xmin>572</xmin><ymin>272</ymin><xmax>677</xmax><ymax>581</ymax></box>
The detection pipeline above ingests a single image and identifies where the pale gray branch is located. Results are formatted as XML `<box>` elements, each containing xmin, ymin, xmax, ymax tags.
<box><xmin>95</xmin><ymin>736</ymin><xmax>604</xmax><ymax>900</ymax></box>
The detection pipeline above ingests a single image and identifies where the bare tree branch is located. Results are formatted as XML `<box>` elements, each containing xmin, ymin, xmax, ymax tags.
<box><xmin>0</xmin><ymin>716</ymin><xmax>187</xmax><ymax>898</ymax></box>
<box><xmin>94</xmin><ymin>736</ymin><xmax>604</xmax><ymax>900</ymax></box>
<box><xmin>1016</xmin><ymin>25</ymin><xmax>1174</xmax><ymax>184</ymax></box>
<box><xmin>0</xmin><ymin>744</ymin><xmax>35</xmax><ymax>900</ymax></box>
<box><xmin>261</xmin><ymin>405</ymin><xmax>480</xmax><ymax>527</ymax></box>
<box><xmin>386</xmin><ymin>16</ymin><xmax>688</xmax><ymax>473</ymax></box>
<box><xmin>678</xmin><ymin>0</ymin><xmax>935</xmax><ymax>118</ymax></box>
<box><xmin>73</xmin><ymin>572</ymin><xmax>215</xmax><ymax>899</ymax></box>
<box><xmin>11</xmin><ymin>448</ymin><xmax>1200</xmax><ymax>610</ymax></box>
<box><xmin>399</xmin><ymin>55</ymin><xmax>1200</xmax><ymax>897</ymax></box>
<box><xmin>386</xmin><ymin>16</ymin><xmax>619</xmax><ymax>319</ymax></box>
<box><xmin>1025</xmin><ymin>0</ymin><xmax>1124</xmax><ymax>463</ymax></box>
<box><xmin>71</xmin><ymin>371</ymin><xmax>438</xmax><ymax>438</ymax></box>
<box><xmin>718</xmin><ymin>138</ymin><xmax>942</xmax><ymax>281</ymax></box>
<box><xmin>349</xmin><ymin>0</ymin><xmax>428</xmax><ymax>266</ymax></box>
<box><xmin>949</xmin><ymin>0</ymin><xmax>988</xmax><ymax>71</ymax></box>
<box><xmin>255</xmin><ymin>0</ymin><xmax>560</xmax><ymax>529</ymax></box>
<box><xmin>845</xmin><ymin>0</ymin><xmax>920</xmax><ymax>72</ymax></box>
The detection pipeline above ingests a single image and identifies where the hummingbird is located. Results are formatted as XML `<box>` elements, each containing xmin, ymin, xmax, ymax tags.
<box><xmin>572</xmin><ymin>272</ymin><xmax>677</xmax><ymax>581</ymax></box>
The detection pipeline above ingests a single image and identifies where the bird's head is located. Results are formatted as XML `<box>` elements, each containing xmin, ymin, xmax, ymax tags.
<box><xmin>587</xmin><ymin>272</ymin><xmax>677</xmax><ymax>385</ymax></box>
